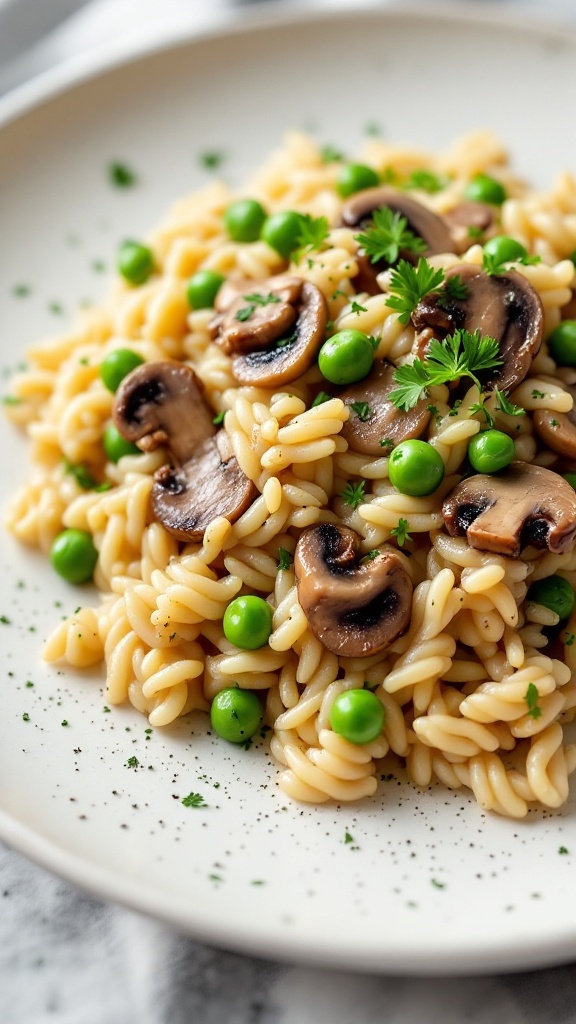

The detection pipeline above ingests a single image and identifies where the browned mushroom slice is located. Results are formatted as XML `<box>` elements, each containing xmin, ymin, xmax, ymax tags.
<box><xmin>441</xmin><ymin>462</ymin><xmax>576</xmax><ymax>557</ymax></box>
<box><xmin>212</xmin><ymin>276</ymin><xmax>303</xmax><ymax>355</ymax></box>
<box><xmin>151</xmin><ymin>430</ymin><xmax>256</xmax><ymax>541</ymax></box>
<box><xmin>443</xmin><ymin>201</ymin><xmax>498</xmax><ymax>253</ymax></box>
<box><xmin>294</xmin><ymin>523</ymin><xmax>413</xmax><ymax>657</ymax></box>
<box><xmin>219</xmin><ymin>279</ymin><xmax>328</xmax><ymax>388</ymax></box>
<box><xmin>533</xmin><ymin>384</ymin><xmax>576</xmax><ymax>458</ymax></box>
<box><xmin>412</xmin><ymin>264</ymin><xmax>543</xmax><ymax>393</ymax></box>
<box><xmin>341</xmin><ymin>186</ymin><xmax>455</xmax><ymax>294</ymax></box>
<box><xmin>340</xmin><ymin>359</ymin><xmax>431</xmax><ymax>456</ymax></box>
<box><xmin>113</xmin><ymin>361</ymin><xmax>216</xmax><ymax>466</ymax></box>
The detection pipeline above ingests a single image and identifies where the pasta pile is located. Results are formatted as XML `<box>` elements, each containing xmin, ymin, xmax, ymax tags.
<box><xmin>6</xmin><ymin>128</ymin><xmax>576</xmax><ymax>817</ymax></box>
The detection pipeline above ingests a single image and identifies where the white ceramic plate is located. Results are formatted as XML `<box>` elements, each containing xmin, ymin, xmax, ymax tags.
<box><xmin>2</xmin><ymin>3</ymin><xmax>576</xmax><ymax>976</ymax></box>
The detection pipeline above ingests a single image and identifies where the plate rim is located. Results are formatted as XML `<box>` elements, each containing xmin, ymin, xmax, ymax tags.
<box><xmin>3</xmin><ymin>0</ymin><xmax>576</xmax><ymax>976</ymax></box>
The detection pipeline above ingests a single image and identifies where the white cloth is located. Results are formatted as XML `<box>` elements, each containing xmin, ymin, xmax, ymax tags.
<box><xmin>3</xmin><ymin>3</ymin><xmax>576</xmax><ymax>1022</ymax></box>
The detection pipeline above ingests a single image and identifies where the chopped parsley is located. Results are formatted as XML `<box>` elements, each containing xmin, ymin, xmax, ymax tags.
<box><xmin>126</xmin><ymin>756</ymin><xmax>139</xmax><ymax>768</ymax></box>
<box><xmin>277</xmin><ymin>547</ymin><xmax>294</xmax><ymax>571</ymax></box>
<box><xmin>564</xmin><ymin>633</ymin><xmax>575</xmax><ymax>647</ymax></box>
<box><xmin>1</xmin><ymin>395</ymin><xmax>22</xmax><ymax>406</ymax></box>
<box><xmin>199</xmin><ymin>151</ymin><xmax>225</xmax><ymax>171</ymax></box>
<box><xmin>63</xmin><ymin>458</ymin><xmax>98</xmax><ymax>490</ymax></box>
<box><xmin>349</xmin><ymin>401</ymin><xmax>372</xmax><ymax>421</ymax></box>
<box><xmin>525</xmin><ymin>683</ymin><xmax>542</xmax><ymax>720</ymax></box>
<box><xmin>389</xmin><ymin>329</ymin><xmax>502</xmax><ymax>411</ymax></box>
<box><xmin>236</xmin><ymin>291</ymin><xmax>281</xmax><ymax>322</ymax></box>
<box><xmin>340</xmin><ymin>479</ymin><xmax>367</xmax><ymax>509</ymax></box>
<box><xmin>12</xmin><ymin>283</ymin><xmax>31</xmax><ymax>298</ymax></box>
<box><xmin>293</xmin><ymin>214</ymin><xmax>329</xmax><ymax>262</ymax></box>
<box><xmin>437</xmin><ymin>273</ymin><xmax>469</xmax><ymax>309</ymax></box>
<box><xmin>350</xmin><ymin>300</ymin><xmax>368</xmax><ymax>315</ymax></box>
<box><xmin>311</xmin><ymin>391</ymin><xmax>332</xmax><ymax>407</ymax></box>
<box><xmin>108</xmin><ymin>162</ymin><xmax>137</xmax><ymax>188</ymax></box>
<box><xmin>483</xmin><ymin>248</ymin><xmax>541</xmax><ymax>276</ymax></box>
<box><xmin>385</xmin><ymin>257</ymin><xmax>445</xmax><ymax>325</ymax></box>
<box><xmin>344</xmin><ymin>831</ymin><xmax>354</xmax><ymax>845</ymax></box>
<box><xmin>320</xmin><ymin>144</ymin><xmax>344</xmax><ymax>164</ymax></box>
<box><xmin>379</xmin><ymin>437</ymin><xmax>394</xmax><ymax>450</ymax></box>
<box><xmin>212</xmin><ymin>410</ymin><xmax>226</xmax><ymax>425</ymax></box>
<box><xmin>559</xmin><ymin>846</ymin><xmax>569</xmax><ymax>854</ymax></box>
<box><xmin>531</xmin><ymin>389</ymin><xmax>546</xmax><ymax>400</ymax></box>
<box><xmin>390</xmin><ymin>518</ymin><xmax>412</xmax><ymax>547</ymax></box>
<box><xmin>182</xmin><ymin>792</ymin><xmax>207</xmax><ymax>808</ymax></box>
<box><xmin>355</xmin><ymin>207</ymin><xmax>426</xmax><ymax>266</ymax></box>
<box><xmin>469</xmin><ymin>398</ymin><xmax>495</xmax><ymax>429</ymax></box>
<box><xmin>495</xmin><ymin>388</ymin><xmax>524</xmax><ymax>417</ymax></box>
<box><xmin>404</xmin><ymin>169</ymin><xmax>449</xmax><ymax>194</ymax></box>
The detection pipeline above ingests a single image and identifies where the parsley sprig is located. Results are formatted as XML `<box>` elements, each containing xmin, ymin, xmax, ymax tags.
<box><xmin>390</xmin><ymin>518</ymin><xmax>412</xmax><ymax>547</ymax></box>
<box><xmin>385</xmin><ymin>258</ymin><xmax>445</xmax><ymax>325</ymax></box>
<box><xmin>292</xmin><ymin>214</ymin><xmax>329</xmax><ymax>263</ymax></box>
<box><xmin>355</xmin><ymin>207</ymin><xmax>426</xmax><ymax>266</ymax></box>
<box><xmin>389</xmin><ymin>329</ymin><xmax>503</xmax><ymax>411</ymax></box>
<box><xmin>341</xmin><ymin>480</ymin><xmax>367</xmax><ymax>509</ymax></box>
<box><xmin>236</xmin><ymin>291</ymin><xmax>281</xmax><ymax>322</ymax></box>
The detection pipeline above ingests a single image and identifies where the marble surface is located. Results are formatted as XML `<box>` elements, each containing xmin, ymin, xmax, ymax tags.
<box><xmin>3</xmin><ymin>2</ymin><xmax>576</xmax><ymax>1022</ymax></box>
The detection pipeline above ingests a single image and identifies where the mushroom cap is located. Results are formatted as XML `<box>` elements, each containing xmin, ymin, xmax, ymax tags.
<box><xmin>443</xmin><ymin>201</ymin><xmax>498</xmax><ymax>253</ymax></box>
<box><xmin>294</xmin><ymin>523</ymin><xmax>413</xmax><ymax>657</ymax></box>
<box><xmin>151</xmin><ymin>430</ymin><xmax>257</xmax><ymax>541</ymax></box>
<box><xmin>533</xmin><ymin>383</ymin><xmax>576</xmax><ymax>459</ymax></box>
<box><xmin>412</xmin><ymin>264</ymin><xmax>544</xmax><ymax>394</ymax></box>
<box><xmin>212</xmin><ymin>276</ymin><xmax>302</xmax><ymax>355</ymax></box>
<box><xmin>339</xmin><ymin>359</ymin><xmax>431</xmax><ymax>455</ymax></box>
<box><xmin>441</xmin><ymin>462</ymin><xmax>576</xmax><ymax>558</ymax></box>
<box><xmin>341</xmin><ymin>186</ymin><xmax>455</xmax><ymax>294</ymax></box>
<box><xmin>113</xmin><ymin>360</ymin><xmax>215</xmax><ymax>466</ymax></box>
<box><xmin>221</xmin><ymin>277</ymin><xmax>328</xmax><ymax>388</ymax></box>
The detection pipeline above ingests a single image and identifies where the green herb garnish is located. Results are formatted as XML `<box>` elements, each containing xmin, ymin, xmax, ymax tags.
<box><xmin>293</xmin><ymin>215</ymin><xmax>330</xmax><ymax>262</ymax></box>
<box><xmin>355</xmin><ymin>207</ymin><xmax>426</xmax><ymax>266</ymax></box>
<box><xmin>182</xmin><ymin>791</ymin><xmax>207</xmax><ymax>808</ymax></box>
<box><xmin>341</xmin><ymin>480</ymin><xmax>367</xmax><ymax>509</ymax></box>
<box><xmin>404</xmin><ymin>169</ymin><xmax>448</xmax><ymax>194</ymax></box>
<box><xmin>390</xmin><ymin>518</ymin><xmax>412</xmax><ymax>547</ymax></box>
<box><xmin>349</xmin><ymin>401</ymin><xmax>372</xmax><ymax>422</ymax></box>
<box><xmin>277</xmin><ymin>547</ymin><xmax>294</xmax><ymax>571</ymax></box>
<box><xmin>108</xmin><ymin>162</ymin><xmax>137</xmax><ymax>188</ymax></box>
<box><xmin>495</xmin><ymin>388</ymin><xmax>524</xmax><ymax>417</ymax></box>
<box><xmin>320</xmin><ymin>144</ymin><xmax>344</xmax><ymax>164</ymax></box>
<box><xmin>311</xmin><ymin>391</ymin><xmax>332</xmax><ymax>407</ymax></box>
<box><xmin>63</xmin><ymin>458</ymin><xmax>98</xmax><ymax>490</ymax></box>
<box><xmin>389</xmin><ymin>329</ymin><xmax>503</xmax><ymax>411</ymax></box>
<box><xmin>385</xmin><ymin>257</ymin><xmax>445</xmax><ymax>325</ymax></box>
<box><xmin>525</xmin><ymin>683</ymin><xmax>542</xmax><ymax>720</ymax></box>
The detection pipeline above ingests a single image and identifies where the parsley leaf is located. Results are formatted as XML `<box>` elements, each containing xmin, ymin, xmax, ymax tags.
<box><xmin>277</xmin><ymin>547</ymin><xmax>294</xmax><ymax>571</ymax></box>
<box><xmin>340</xmin><ymin>480</ymin><xmax>367</xmax><ymax>509</ymax></box>
<box><xmin>63</xmin><ymin>458</ymin><xmax>98</xmax><ymax>490</ymax></box>
<box><xmin>525</xmin><ymin>683</ymin><xmax>542</xmax><ymax>720</ymax></box>
<box><xmin>293</xmin><ymin>215</ymin><xmax>329</xmax><ymax>263</ymax></box>
<box><xmin>437</xmin><ymin>273</ymin><xmax>470</xmax><ymax>311</ymax></box>
<box><xmin>235</xmin><ymin>291</ymin><xmax>281</xmax><ymax>322</ymax></box>
<box><xmin>108</xmin><ymin>162</ymin><xmax>137</xmax><ymax>188</ymax></box>
<box><xmin>355</xmin><ymin>207</ymin><xmax>426</xmax><ymax>266</ymax></box>
<box><xmin>350</xmin><ymin>300</ymin><xmax>368</xmax><ymax>315</ymax></box>
<box><xmin>495</xmin><ymin>388</ymin><xmax>524</xmax><ymax>417</ymax></box>
<box><xmin>182</xmin><ymin>792</ymin><xmax>207</xmax><ymax>808</ymax></box>
<box><xmin>212</xmin><ymin>410</ymin><xmax>226</xmax><ymax>425</ymax></box>
<box><xmin>389</xmin><ymin>329</ymin><xmax>503</xmax><ymax>411</ymax></box>
<box><xmin>385</xmin><ymin>257</ymin><xmax>445</xmax><ymax>324</ymax></box>
<box><xmin>469</xmin><ymin>399</ymin><xmax>495</xmax><ymax>429</ymax></box>
<box><xmin>349</xmin><ymin>401</ymin><xmax>372</xmax><ymax>422</ymax></box>
<box><xmin>404</xmin><ymin>169</ymin><xmax>449</xmax><ymax>194</ymax></box>
<box><xmin>311</xmin><ymin>391</ymin><xmax>332</xmax><ymax>407</ymax></box>
<box><xmin>390</xmin><ymin>518</ymin><xmax>412</xmax><ymax>547</ymax></box>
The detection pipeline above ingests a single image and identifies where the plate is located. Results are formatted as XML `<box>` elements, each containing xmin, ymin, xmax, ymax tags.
<box><xmin>2</xmin><ymin>3</ymin><xmax>576</xmax><ymax>976</ymax></box>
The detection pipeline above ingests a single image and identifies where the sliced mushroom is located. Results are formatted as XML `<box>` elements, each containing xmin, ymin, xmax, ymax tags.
<box><xmin>339</xmin><ymin>359</ymin><xmax>431</xmax><ymax>455</ymax></box>
<box><xmin>341</xmin><ymin>186</ymin><xmax>456</xmax><ymax>294</ymax></box>
<box><xmin>294</xmin><ymin>523</ymin><xmax>413</xmax><ymax>657</ymax></box>
<box><xmin>113</xmin><ymin>360</ymin><xmax>256</xmax><ymax>539</ymax></box>
<box><xmin>441</xmin><ymin>462</ymin><xmax>576</xmax><ymax>557</ymax></box>
<box><xmin>533</xmin><ymin>383</ymin><xmax>576</xmax><ymax>458</ymax></box>
<box><xmin>151</xmin><ymin>430</ymin><xmax>255</xmax><ymax>541</ymax></box>
<box><xmin>412</xmin><ymin>264</ymin><xmax>543</xmax><ymax>393</ymax></box>
<box><xmin>443</xmin><ymin>201</ymin><xmax>498</xmax><ymax>253</ymax></box>
<box><xmin>211</xmin><ymin>274</ymin><xmax>328</xmax><ymax>388</ymax></box>
<box><xmin>211</xmin><ymin>276</ymin><xmax>303</xmax><ymax>355</ymax></box>
<box><xmin>113</xmin><ymin>360</ymin><xmax>216</xmax><ymax>466</ymax></box>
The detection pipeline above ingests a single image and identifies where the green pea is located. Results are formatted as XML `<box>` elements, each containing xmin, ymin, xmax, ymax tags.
<box><xmin>224</xmin><ymin>198</ymin><xmax>266</xmax><ymax>242</ymax></box>
<box><xmin>337</xmin><ymin>163</ymin><xmax>380</xmax><ymax>198</ymax></box>
<box><xmin>330</xmin><ymin>689</ymin><xmax>385</xmax><ymax>745</ymax></box>
<box><xmin>210</xmin><ymin>686</ymin><xmax>263</xmax><ymax>744</ymax></box>
<box><xmin>465</xmin><ymin>173</ymin><xmax>506</xmax><ymax>206</ymax></box>
<box><xmin>547</xmin><ymin>321</ymin><xmax>576</xmax><ymax>367</ymax></box>
<box><xmin>528</xmin><ymin>575</ymin><xmax>575</xmax><ymax>621</ymax></box>
<box><xmin>483</xmin><ymin>234</ymin><xmax>527</xmax><ymax>265</ymax></box>
<box><xmin>318</xmin><ymin>330</ymin><xmax>375</xmax><ymax>385</ymax></box>
<box><xmin>50</xmin><ymin>528</ymin><xmax>98</xmax><ymax>583</ymax></box>
<box><xmin>100</xmin><ymin>348</ymin><xmax>144</xmax><ymax>393</ymax></box>
<box><xmin>563</xmin><ymin>472</ymin><xmax>576</xmax><ymax>490</ymax></box>
<box><xmin>186</xmin><ymin>269</ymin><xmax>225</xmax><ymax>310</ymax></box>
<box><xmin>467</xmin><ymin>429</ymin><xmax>515</xmax><ymax>474</ymax></box>
<box><xmin>261</xmin><ymin>210</ymin><xmax>304</xmax><ymax>258</ymax></box>
<box><xmin>117</xmin><ymin>240</ymin><xmax>155</xmax><ymax>285</ymax></box>
<box><xmin>103</xmin><ymin>423</ymin><xmax>142</xmax><ymax>463</ymax></box>
<box><xmin>223</xmin><ymin>595</ymin><xmax>273</xmax><ymax>650</ymax></box>
<box><xmin>388</xmin><ymin>439</ymin><xmax>445</xmax><ymax>496</ymax></box>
